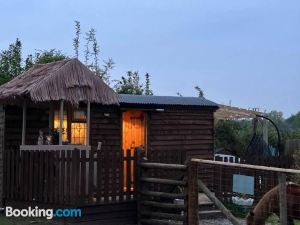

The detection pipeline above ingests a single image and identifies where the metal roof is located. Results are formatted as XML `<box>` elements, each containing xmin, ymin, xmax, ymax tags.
<box><xmin>119</xmin><ymin>94</ymin><xmax>218</xmax><ymax>108</ymax></box>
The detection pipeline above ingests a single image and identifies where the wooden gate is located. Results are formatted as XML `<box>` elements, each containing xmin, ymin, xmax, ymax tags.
<box><xmin>135</xmin><ymin>150</ymin><xmax>199</xmax><ymax>225</ymax></box>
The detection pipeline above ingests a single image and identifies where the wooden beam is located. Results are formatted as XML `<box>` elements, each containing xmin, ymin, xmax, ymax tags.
<box><xmin>139</xmin><ymin>162</ymin><xmax>187</xmax><ymax>170</ymax></box>
<box><xmin>21</xmin><ymin>102</ymin><xmax>27</xmax><ymax>145</ymax></box>
<box><xmin>279</xmin><ymin>173</ymin><xmax>287</xmax><ymax>225</ymax></box>
<box><xmin>140</xmin><ymin>190</ymin><xmax>186</xmax><ymax>199</ymax></box>
<box><xmin>59</xmin><ymin>100</ymin><xmax>63</xmax><ymax>145</ymax></box>
<box><xmin>86</xmin><ymin>101</ymin><xmax>90</xmax><ymax>146</ymax></box>
<box><xmin>49</xmin><ymin>104</ymin><xmax>54</xmax><ymax>131</ymax></box>
<box><xmin>140</xmin><ymin>177</ymin><xmax>186</xmax><ymax>186</ymax></box>
<box><xmin>191</xmin><ymin>158</ymin><xmax>300</xmax><ymax>174</ymax></box>
<box><xmin>141</xmin><ymin>200</ymin><xmax>186</xmax><ymax>210</ymax></box>
<box><xmin>198</xmin><ymin>179</ymin><xmax>241</xmax><ymax>225</ymax></box>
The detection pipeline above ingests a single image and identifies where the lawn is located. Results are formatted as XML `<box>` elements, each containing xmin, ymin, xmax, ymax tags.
<box><xmin>0</xmin><ymin>216</ymin><xmax>63</xmax><ymax>225</ymax></box>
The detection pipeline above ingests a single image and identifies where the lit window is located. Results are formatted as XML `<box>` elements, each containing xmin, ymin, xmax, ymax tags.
<box><xmin>54</xmin><ymin>111</ymin><xmax>68</xmax><ymax>142</ymax></box>
<box><xmin>53</xmin><ymin>109</ymin><xmax>87</xmax><ymax>145</ymax></box>
<box><xmin>71</xmin><ymin>123</ymin><xmax>86</xmax><ymax>145</ymax></box>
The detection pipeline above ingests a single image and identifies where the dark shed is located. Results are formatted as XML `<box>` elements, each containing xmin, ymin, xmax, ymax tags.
<box><xmin>0</xmin><ymin>59</ymin><xmax>219</xmax><ymax>224</ymax></box>
<box><xmin>118</xmin><ymin>94</ymin><xmax>218</xmax><ymax>160</ymax></box>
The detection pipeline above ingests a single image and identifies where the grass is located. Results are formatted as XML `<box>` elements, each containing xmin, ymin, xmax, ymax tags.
<box><xmin>265</xmin><ymin>215</ymin><xmax>300</xmax><ymax>225</ymax></box>
<box><xmin>0</xmin><ymin>215</ymin><xmax>63</xmax><ymax>225</ymax></box>
<box><xmin>222</xmin><ymin>198</ymin><xmax>300</xmax><ymax>225</ymax></box>
<box><xmin>222</xmin><ymin>198</ymin><xmax>253</xmax><ymax>218</ymax></box>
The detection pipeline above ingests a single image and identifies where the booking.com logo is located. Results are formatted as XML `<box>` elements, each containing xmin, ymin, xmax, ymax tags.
<box><xmin>5</xmin><ymin>206</ymin><xmax>82</xmax><ymax>219</ymax></box>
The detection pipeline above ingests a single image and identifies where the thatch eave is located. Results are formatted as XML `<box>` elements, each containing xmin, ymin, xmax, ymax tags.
<box><xmin>0</xmin><ymin>59</ymin><xmax>119</xmax><ymax>106</ymax></box>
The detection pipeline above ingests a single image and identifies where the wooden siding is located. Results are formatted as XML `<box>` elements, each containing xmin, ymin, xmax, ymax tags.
<box><xmin>4</xmin><ymin>106</ymin><xmax>49</xmax><ymax>150</ymax></box>
<box><xmin>147</xmin><ymin>108</ymin><xmax>215</xmax><ymax>189</ymax></box>
<box><xmin>90</xmin><ymin>105</ymin><xmax>121</xmax><ymax>152</ymax></box>
<box><xmin>148</xmin><ymin>109</ymin><xmax>214</xmax><ymax>159</ymax></box>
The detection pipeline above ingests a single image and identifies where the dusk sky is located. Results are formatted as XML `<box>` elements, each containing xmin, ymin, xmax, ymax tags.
<box><xmin>1</xmin><ymin>0</ymin><xmax>300</xmax><ymax>117</ymax></box>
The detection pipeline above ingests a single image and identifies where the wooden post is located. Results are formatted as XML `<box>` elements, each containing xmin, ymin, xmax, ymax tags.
<box><xmin>0</xmin><ymin>105</ymin><xmax>4</xmax><ymax>207</ymax></box>
<box><xmin>49</xmin><ymin>104</ymin><xmax>54</xmax><ymax>132</ymax></box>
<box><xmin>134</xmin><ymin>149</ymin><xmax>143</xmax><ymax>225</ymax></box>
<box><xmin>279</xmin><ymin>172</ymin><xmax>287</xmax><ymax>225</ymax></box>
<box><xmin>86</xmin><ymin>101</ymin><xmax>90</xmax><ymax>146</ymax></box>
<box><xmin>22</xmin><ymin>102</ymin><xmax>27</xmax><ymax>145</ymax></box>
<box><xmin>59</xmin><ymin>100</ymin><xmax>64</xmax><ymax>145</ymax></box>
<box><xmin>187</xmin><ymin>160</ymin><xmax>199</xmax><ymax>225</ymax></box>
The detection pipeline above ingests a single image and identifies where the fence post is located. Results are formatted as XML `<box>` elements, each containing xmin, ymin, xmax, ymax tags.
<box><xmin>278</xmin><ymin>172</ymin><xmax>287</xmax><ymax>225</ymax></box>
<box><xmin>187</xmin><ymin>160</ymin><xmax>199</xmax><ymax>225</ymax></box>
<box><xmin>0</xmin><ymin>105</ymin><xmax>4</xmax><ymax>207</ymax></box>
<box><xmin>135</xmin><ymin>148</ymin><xmax>145</xmax><ymax>225</ymax></box>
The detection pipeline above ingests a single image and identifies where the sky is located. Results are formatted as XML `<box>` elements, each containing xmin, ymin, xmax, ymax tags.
<box><xmin>1</xmin><ymin>0</ymin><xmax>300</xmax><ymax>117</ymax></box>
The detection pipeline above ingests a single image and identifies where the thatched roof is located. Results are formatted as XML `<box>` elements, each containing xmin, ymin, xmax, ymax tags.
<box><xmin>0</xmin><ymin>59</ymin><xmax>119</xmax><ymax>105</ymax></box>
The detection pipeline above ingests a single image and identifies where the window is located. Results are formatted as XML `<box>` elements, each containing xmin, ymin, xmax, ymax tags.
<box><xmin>54</xmin><ymin>109</ymin><xmax>87</xmax><ymax>145</ymax></box>
<box><xmin>54</xmin><ymin>111</ymin><xmax>68</xmax><ymax>142</ymax></box>
<box><xmin>71</xmin><ymin>123</ymin><xmax>86</xmax><ymax>145</ymax></box>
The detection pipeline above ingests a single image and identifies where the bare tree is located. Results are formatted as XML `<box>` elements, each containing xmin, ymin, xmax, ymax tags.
<box><xmin>73</xmin><ymin>21</ymin><xmax>81</xmax><ymax>58</ymax></box>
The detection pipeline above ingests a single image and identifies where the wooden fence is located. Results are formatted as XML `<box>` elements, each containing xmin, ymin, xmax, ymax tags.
<box><xmin>4</xmin><ymin>148</ymin><xmax>136</xmax><ymax>207</ymax></box>
<box><xmin>193</xmin><ymin>158</ymin><xmax>300</xmax><ymax>225</ymax></box>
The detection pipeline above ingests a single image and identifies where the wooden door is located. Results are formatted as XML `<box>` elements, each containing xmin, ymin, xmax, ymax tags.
<box><xmin>122</xmin><ymin>110</ymin><xmax>146</xmax><ymax>191</ymax></box>
<box><xmin>122</xmin><ymin>110</ymin><xmax>146</xmax><ymax>152</ymax></box>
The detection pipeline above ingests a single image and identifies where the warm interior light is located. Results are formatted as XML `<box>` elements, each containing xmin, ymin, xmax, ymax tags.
<box><xmin>54</xmin><ymin>110</ymin><xmax>87</xmax><ymax>145</ymax></box>
<box><xmin>71</xmin><ymin>122</ymin><xmax>86</xmax><ymax>145</ymax></box>
<box><xmin>54</xmin><ymin>111</ymin><xmax>68</xmax><ymax>142</ymax></box>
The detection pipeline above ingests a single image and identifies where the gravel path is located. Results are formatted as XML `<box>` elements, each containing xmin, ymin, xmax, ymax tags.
<box><xmin>199</xmin><ymin>218</ymin><xmax>246</xmax><ymax>225</ymax></box>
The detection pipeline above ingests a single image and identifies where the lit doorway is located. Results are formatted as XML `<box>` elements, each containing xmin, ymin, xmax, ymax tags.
<box><xmin>122</xmin><ymin>110</ymin><xmax>147</xmax><ymax>191</ymax></box>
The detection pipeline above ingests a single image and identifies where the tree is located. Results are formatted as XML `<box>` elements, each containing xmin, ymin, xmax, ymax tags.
<box><xmin>144</xmin><ymin>73</ymin><xmax>153</xmax><ymax>95</ymax></box>
<box><xmin>195</xmin><ymin>86</ymin><xmax>204</xmax><ymax>97</ymax></box>
<box><xmin>214</xmin><ymin>119</ymin><xmax>252</xmax><ymax>156</ymax></box>
<box><xmin>83</xmin><ymin>27</ymin><xmax>113</xmax><ymax>84</ymax></box>
<box><xmin>266</xmin><ymin>111</ymin><xmax>290</xmax><ymax>147</ymax></box>
<box><xmin>114</xmin><ymin>71</ymin><xmax>144</xmax><ymax>95</ymax></box>
<box><xmin>33</xmin><ymin>49</ymin><xmax>67</xmax><ymax>64</ymax></box>
<box><xmin>286</xmin><ymin>112</ymin><xmax>300</xmax><ymax>131</ymax></box>
<box><xmin>0</xmin><ymin>38</ymin><xmax>23</xmax><ymax>85</ymax></box>
<box><xmin>114</xmin><ymin>71</ymin><xmax>154</xmax><ymax>95</ymax></box>
<box><xmin>0</xmin><ymin>40</ymin><xmax>67</xmax><ymax>85</ymax></box>
<box><xmin>99</xmin><ymin>58</ymin><xmax>114</xmax><ymax>85</ymax></box>
<box><xmin>73</xmin><ymin>20</ymin><xmax>81</xmax><ymax>58</ymax></box>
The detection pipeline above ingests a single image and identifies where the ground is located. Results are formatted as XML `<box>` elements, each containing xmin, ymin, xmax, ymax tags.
<box><xmin>1</xmin><ymin>215</ymin><xmax>300</xmax><ymax>225</ymax></box>
<box><xmin>0</xmin><ymin>216</ymin><xmax>62</xmax><ymax>225</ymax></box>
<box><xmin>199</xmin><ymin>217</ymin><xmax>300</xmax><ymax>225</ymax></box>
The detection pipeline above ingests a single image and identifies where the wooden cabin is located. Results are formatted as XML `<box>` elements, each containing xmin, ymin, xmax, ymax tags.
<box><xmin>0</xmin><ymin>59</ymin><xmax>218</xmax><ymax>224</ymax></box>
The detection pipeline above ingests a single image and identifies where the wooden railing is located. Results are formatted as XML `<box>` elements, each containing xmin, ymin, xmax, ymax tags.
<box><xmin>4</xmin><ymin>148</ymin><xmax>135</xmax><ymax>206</ymax></box>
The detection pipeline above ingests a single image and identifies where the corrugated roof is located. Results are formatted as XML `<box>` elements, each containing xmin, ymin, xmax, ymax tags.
<box><xmin>119</xmin><ymin>94</ymin><xmax>218</xmax><ymax>108</ymax></box>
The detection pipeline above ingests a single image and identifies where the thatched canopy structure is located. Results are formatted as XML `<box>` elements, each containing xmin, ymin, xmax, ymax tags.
<box><xmin>0</xmin><ymin>59</ymin><xmax>119</xmax><ymax>105</ymax></box>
